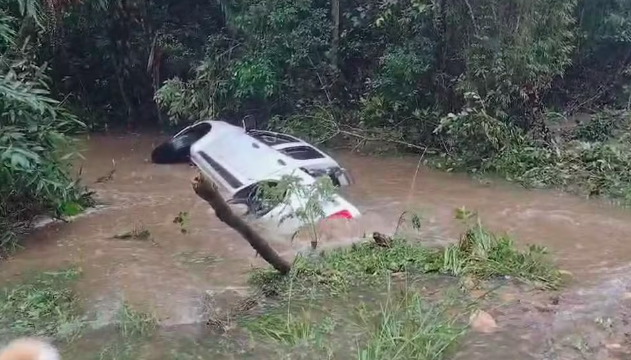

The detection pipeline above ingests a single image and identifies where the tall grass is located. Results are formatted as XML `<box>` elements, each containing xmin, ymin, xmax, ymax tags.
<box><xmin>244</xmin><ymin>310</ymin><xmax>335</xmax><ymax>346</ymax></box>
<box><xmin>354</xmin><ymin>290</ymin><xmax>465</xmax><ymax>360</ymax></box>
<box><xmin>440</xmin><ymin>220</ymin><xmax>562</xmax><ymax>288</ymax></box>
<box><xmin>114</xmin><ymin>303</ymin><xmax>158</xmax><ymax>337</ymax></box>
<box><xmin>243</xmin><ymin>279</ymin><xmax>466</xmax><ymax>360</ymax></box>
<box><xmin>244</xmin><ymin>215</ymin><xmax>561</xmax><ymax>359</ymax></box>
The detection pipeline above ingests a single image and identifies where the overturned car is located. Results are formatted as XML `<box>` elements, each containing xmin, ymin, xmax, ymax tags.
<box><xmin>151</xmin><ymin>120</ymin><xmax>361</xmax><ymax>232</ymax></box>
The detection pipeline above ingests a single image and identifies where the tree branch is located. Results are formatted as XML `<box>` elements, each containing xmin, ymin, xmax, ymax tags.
<box><xmin>192</xmin><ymin>174</ymin><xmax>291</xmax><ymax>274</ymax></box>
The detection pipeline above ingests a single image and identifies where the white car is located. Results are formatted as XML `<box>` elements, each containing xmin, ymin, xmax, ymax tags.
<box><xmin>152</xmin><ymin>120</ymin><xmax>361</xmax><ymax>233</ymax></box>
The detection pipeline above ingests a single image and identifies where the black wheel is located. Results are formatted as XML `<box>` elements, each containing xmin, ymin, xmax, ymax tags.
<box><xmin>151</xmin><ymin>132</ymin><xmax>200</xmax><ymax>164</ymax></box>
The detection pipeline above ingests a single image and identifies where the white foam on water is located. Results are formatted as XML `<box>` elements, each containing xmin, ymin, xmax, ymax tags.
<box><xmin>32</xmin><ymin>205</ymin><xmax>109</xmax><ymax>229</ymax></box>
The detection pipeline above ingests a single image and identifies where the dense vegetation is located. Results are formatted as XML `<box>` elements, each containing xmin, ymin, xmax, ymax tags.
<box><xmin>0</xmin><ymin>0</ymin><xmax>93</xmax><ymax>250</ymax></box>
<box><xmin>3</xmin><ymin>0</ymin><xmax>631</xmax><ymax>248</ymax></box>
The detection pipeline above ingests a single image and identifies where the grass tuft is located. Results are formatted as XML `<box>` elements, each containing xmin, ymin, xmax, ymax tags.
<box><xmin>440</xmin><ymin>220</ymin><xmax>562</xmax><ymax>288</ymax></box>
<box><xmin>244</xmin><ymin>310</ymin><xmax>335</xmax><ymax>346</ymax></box>
<box><xmin>248</xmin><ymin>239</ymin><xmax>434</xmax><ymax>297</ymax></box>
<box><xmin>114</xmin><ymin>302</ymin><xmax>158</xmax><ymax>337</ymax></box>
<box><xmin>0</xmin><ymin>267</ymin><xmax>83</xmax><ymax>339</ymax></box>
<box><xmin>354</xmin><ymin>290</ymin><xmax>466</xmax><ymax>360</ymax></box>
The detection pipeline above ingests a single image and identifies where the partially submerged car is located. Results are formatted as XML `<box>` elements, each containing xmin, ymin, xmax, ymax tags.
<box><xmin>151</xmin><ymin>120</ymin><xmax>361</xmax><ymax>232</ymax></box>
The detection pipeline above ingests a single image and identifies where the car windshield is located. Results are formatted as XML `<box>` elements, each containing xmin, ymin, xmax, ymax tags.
<box><xmin>278</xmin><ymin>146</ymin><xmax>325</xmax><ymax>160</ymax></box>
<box><xmin>248</xmin><ymin>131</ymin><xmax>297</xmax><ymax>146</ymax></box>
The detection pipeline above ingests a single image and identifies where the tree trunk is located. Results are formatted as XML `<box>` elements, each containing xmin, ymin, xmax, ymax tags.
<box><xmin>330</xmin><ymin>0</ymin><xmax>340</xmax><ymax>69</ymax></box>
<box><xmin>109</xmin><ymin>0</ymin><xmax>137</xmax><ymax>128</ymax></box>
<box><xmin>192</xmin><ymin>174</ymin><xmax>292</xmax><ymax>275</ymax></box>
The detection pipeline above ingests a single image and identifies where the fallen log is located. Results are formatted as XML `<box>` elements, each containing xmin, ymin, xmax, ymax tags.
<box><xmin>192</xmin><ymin>174</ymin><xmax>292</xmax><ymax>274</ymax></box>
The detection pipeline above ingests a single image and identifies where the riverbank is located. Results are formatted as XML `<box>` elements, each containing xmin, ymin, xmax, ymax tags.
<box><xmin>0</xmin><ymin>213</ymin><xmax>568</xmax><ymax>359</ymax></box>
<box><xmin>2</xmin><ymin>134</ymin><xmax>631</xmax><ymax>359</ymax></box>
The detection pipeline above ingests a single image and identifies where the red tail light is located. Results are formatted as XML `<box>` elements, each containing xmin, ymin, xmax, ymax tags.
<box><xmin>326</xmin><ymin>209</ymin><xmax>353</xmax><ymax>220</ymax></box>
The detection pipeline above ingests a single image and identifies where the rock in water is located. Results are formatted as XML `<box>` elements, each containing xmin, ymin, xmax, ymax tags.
<box><xmin>470</xmin><ymin>310</ymin><xmax>498</xmax><ymax>333</ymax></box>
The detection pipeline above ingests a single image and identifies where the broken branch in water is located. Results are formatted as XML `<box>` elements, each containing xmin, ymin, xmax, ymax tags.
<box><xmin>95</xmin><ymin>159</ymin><xmax>117</xmax><ymax>184</ymax></box>
<box><xmin>192</xmin><ymin>173</ymin><xmax>291</xmax><ymax>275</ymax></box>
<box><xmin>372</xmin><ymin>232</ymin><xmax>393</xmax><ymax>248</ymax></box>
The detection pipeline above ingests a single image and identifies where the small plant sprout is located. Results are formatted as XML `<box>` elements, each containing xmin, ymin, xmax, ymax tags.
<box><xmin>173</xmin><ymin>211</ymin><xmax>190</xmax><ymax>234</ymax></box>
<box><xmin>258</xmin><ymin>174</ymin><xmax>337</xmax><ymax>250</ymax></box>
<box><xmin>455</xmin><ymin>206</ymin><xmax>477</xmax><ymax>221</ymax></box>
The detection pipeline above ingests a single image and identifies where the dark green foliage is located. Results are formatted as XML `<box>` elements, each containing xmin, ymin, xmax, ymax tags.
<box><xmin>156</xmin><ymin>0</ymin><xmax>631</xmax><ymax>201</ymax></box>
<box><xmin>0</xmin><ymin>3</ymin><xmax>92</xmax><ymax>252</ymax></box>
<box><xmin>41</xmin><ymin>0</ymin><xmax>631</xmax><ymax>141</ymax></box>
<box><xmin>5</xmin><ymin>0</ymin><xmax>631</xmax><ymax>232</ymax></box>
<box><xmin>572</xmin><ymin>110</ymin><xmax>630</xmax><ymax>142</ymax></box>
<box><xmin>43</xmin><ymin>0</ymin><xmax>224</xmax><ymax>129</ymax></box>
<box><xmin>155</xmin><ymin>0</ymin><xmax>334</xmax><ymax>125</ymax></box>
<box><xmin>149</xmin><ymin>0</ymin><xmax>580</xmax><ymax>136</ymax></box>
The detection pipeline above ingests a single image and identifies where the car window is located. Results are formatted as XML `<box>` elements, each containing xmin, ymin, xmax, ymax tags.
<box><xmin>189</xmin><ymin>123</ymin><xmax>212</xmax><ymax>138</ymax></box>
<box><xmin>232</xmin><ymin>181</ymin><xmax>288</xmax><ymax>216</ymax></box>
<box><xmin>177</xmin><ymin>122</ymin><xmax>212</xmax><ymax>140</ymax></box>
<box><xmin>278</xmin><ymin>146</ymin><xmax>325</xmax><ymax>160</ymax></box>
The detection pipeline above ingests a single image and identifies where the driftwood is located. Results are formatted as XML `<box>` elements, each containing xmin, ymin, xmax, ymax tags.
<box><xmin>372</xmin><ymin>232</ymin><xmax>393</xmax><ymax>248</ymax></box>
<box><xmin>192</xmin><ymin>174</ymin><xmax>292</xmax><ymax>274</ymax></box>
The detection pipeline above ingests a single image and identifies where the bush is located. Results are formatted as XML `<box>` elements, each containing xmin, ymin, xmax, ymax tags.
<box><xmin>249</xmin><ymin>215</ymin><xmax>562</xmax><ymax>296</ymax></box>
<box><xmin>572</xmin><ymin>109</ymin><xmax>630</xmax><ymax>142</ymax></box>
<box><xmin>0</xmin><ymin>8</ymin><xmax>92</xmax><ymax>252</ymax></box>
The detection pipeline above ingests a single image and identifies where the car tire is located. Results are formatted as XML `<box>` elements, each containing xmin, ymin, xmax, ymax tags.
<box><xmin>151</xmin><ymin>132</ymin><xmax>199</xmax><ymax>164</ymax></box>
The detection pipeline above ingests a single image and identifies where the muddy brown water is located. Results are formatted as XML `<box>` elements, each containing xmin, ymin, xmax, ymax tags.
<box><xmin>4</xmin><ymin>133</ymin><xmax>631</xmax><ymax>358</ymax></box>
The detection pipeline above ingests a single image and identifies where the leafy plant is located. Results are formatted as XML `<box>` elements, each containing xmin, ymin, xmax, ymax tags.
<box><xmin>572</xmin><ymin>110</ymin><xmax>630</xmax><ymax>142</ymax></box>
<box><xmin>256</xmin><ymin>174</ymin><xmax>337</xmax><ymax>250</ymax></box>
<box><xmin>433</xmin><ymin>92</ymin><xmax>521</xmax><ymax>170</ymax></box>
<box><xmin>0</xmin><ymin>4</ymin><xmax>91</xmax><ymax>252</ymax></box>
<box><xmin>173</xmin><ymin>211</ymin><xmax>190</xmax><ymax>234</ymax></box>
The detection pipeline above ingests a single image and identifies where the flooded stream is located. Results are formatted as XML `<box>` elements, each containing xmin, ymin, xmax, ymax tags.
<box><xmin>3</xmin><ymin>133</ymin><xmax>631</xmax><ymax>359</ymax></box>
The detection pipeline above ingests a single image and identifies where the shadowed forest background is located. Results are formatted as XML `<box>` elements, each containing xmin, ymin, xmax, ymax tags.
<box><xmin>2</xmin><ymin>0</ymin><xmax>631</xmax><ymax>247</ymax></box>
